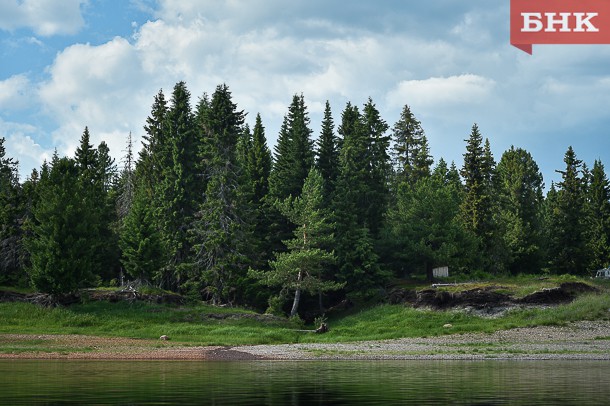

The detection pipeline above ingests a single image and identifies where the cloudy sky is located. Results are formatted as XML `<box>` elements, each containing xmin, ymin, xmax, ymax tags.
<box><xmin>1</xmin><ymin>0</ymin><xmax>609</xmax><ymax>186</ymax></box>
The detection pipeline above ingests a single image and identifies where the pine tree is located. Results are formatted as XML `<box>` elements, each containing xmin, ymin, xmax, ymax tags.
<box><xmin>192</xmin><ymin>84</ymin><xmax>249</xmax><ymax>305</ymax></box>
<box><xmin>250</xmin><ymin>169</ymin><xmax>343</xmax><ymax>317</ymax></box>
<box><xmin>586</xmin><ymin>160</ymin><xmax>610</xmax><ymax>270</ymax></box>
<box><xmin>27</xmin><ymin>157</ymin><xmax>98</xmax><ymax>296</ymax></box>
<box><xmin>496</xmin><ymin>147</ymin><xmax>545</xmax><ymax>274</ymax></box>
<box><xmin>548</xmin><ymin>146</ymin><xmax>588</xmax><ymax>274</ymax></box>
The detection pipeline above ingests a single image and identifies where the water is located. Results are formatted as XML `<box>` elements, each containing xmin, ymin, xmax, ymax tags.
<box><xmin>2</xmin><ymin>360</ymin><xmax>610</xmax><ymax>405</ymax></box>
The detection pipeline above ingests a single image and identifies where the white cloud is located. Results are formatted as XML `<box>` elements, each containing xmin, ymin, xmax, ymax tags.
<box><xmin>0</xmin><ymin>119</ymin><xmax>53</xmax><ymax>178</ymax></box>
<box><xmin>9</xmin><ymin>0</ymin><xmax>608</xmax><ymax>187</ymax></box>
<box><xmin>387</xmin><ymin>75</ymin><xmax>496</xmax><ymax>110</ymax></box>
<box><xmin>0</xmin><ymin>0</ymin><xmax>85</xmax><ymax>36</ymax></box>
<box><xmin>0</xmin><ymin>74</ymin><xmax>33</xmax><ymax>111</ymax></box>
<box><xmin>39</xmin><ymin>36</ymin><xmax>152</xmax><ymax>158</ymax></box>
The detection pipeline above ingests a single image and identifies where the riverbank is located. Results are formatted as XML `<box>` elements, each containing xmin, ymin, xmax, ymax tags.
<box><xmin>2</xmin><ymin>320</ymin><xmax>610</xmax><ymax>361</ymax></box>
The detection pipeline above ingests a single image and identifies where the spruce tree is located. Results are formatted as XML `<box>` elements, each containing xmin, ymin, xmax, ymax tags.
<box><xmin>362</xmin><ymin>98</ymin><xmax>391</xmax><ymax>237</ymax></box>
<box><xmin>119</xmin><ymin>183</ymin><xmax>163</xmax><ymax>283</ymax></box>
<box><xmin>460</xmin><ymin>124</ymin><xmax>503</xmax><ymax>272</ymax></box>
<box><xmin>266</xmin><ymin>95</ymin><xmax>315</xmax><ymax>262</ymax></box>
<box><xmin>384</xmin><ymin>161</ymin><xmax>477</xmax><ymax>280</ymax></box>
<box><xmin>391</xmin><ymin>104</ymin><xmax>432</xmax><ymax>187</ymax></box>
<box><xmin>157</xmin><ymin>81</ymin><xmax>198</xmax><ymax>290</ymax></box>
<box><xmin>586</xmin><ymin>160</ymin><xmax>610</xmax><ymax>270</ymax></box>
<box><xmin>138</xmin><ymin>89</ymin><xmax>169</xmax><ymax>196</ymax></box>
<box><xmin>496</xmin><ymin>147</ymin><xmax>545</xmax><ymax>274</ymax></box>
<box><xmin>333</xmin><ymin>102</ymin><xmax>387</xmax><ymax>300</ymax></box>
<box><xmin>249</xmin><ymin>113</ymin><xmax>272</xmax><ymax>206</ymax></box>
<box><xmin>548</xmin><ymin>146</ymin><xmax>588</xmax><ymax>274</ymax></box>
<box><xmin>0</xmin><ymin>137</ymin><xmax>24</xmax><ymax>286</ymax></box>
<box><xmin>27</xmin><ymin>157</ymin><xmax>98</xmax><ymax>296</ymax></box>
<box><xmin>316</xmin><ymin>100</ymin><xmax>339</xmax><ymax>208</ymax></box>
<box><xmin>268</xmin><ymin>94</ymin><xmax>314</xmax><ymax>200</ymax></box>
<box><xmin>192</xmin><ymin>84</ymin><xmax>249</xmax><ymax>305</ymax></box>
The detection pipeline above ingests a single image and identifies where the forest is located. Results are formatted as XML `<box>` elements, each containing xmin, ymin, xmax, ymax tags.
<box><xmin>0</xmin><ymin>81</ymin><xmax>608</xmax><ymax>317</ymax></box>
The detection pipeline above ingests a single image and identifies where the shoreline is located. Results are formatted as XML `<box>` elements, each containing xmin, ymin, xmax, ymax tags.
<box><xmin>1</xmin><ymin>320</ymin><xmax>610</xmax><ymax>361</ymax></box>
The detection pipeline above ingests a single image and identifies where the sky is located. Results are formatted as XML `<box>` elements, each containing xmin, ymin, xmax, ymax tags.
<box><xmin>1</xmin><ymin>0</ymin><xmax>609</xmax><ymax>187</ymax></box>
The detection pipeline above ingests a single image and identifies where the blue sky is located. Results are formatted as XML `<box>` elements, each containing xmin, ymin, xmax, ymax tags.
<box><xmin>0</xmin><ymin>0</ymin><xmax>609</xmax><ymax>187</ymax></box>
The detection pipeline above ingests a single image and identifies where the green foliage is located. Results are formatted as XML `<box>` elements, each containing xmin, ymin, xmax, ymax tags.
<box><xmin>119</xmin><ymin>184</ymin><xmax>163</xmax><ymax>282</ymax></box>
<box><xmin>391</xmin><ymin>104</ymin><xmax>433</xmax><ymax>186</ymax></box>
<box><xmin>460</xmin><ymin>125</ymin><xmax>505</xmax><ymax>273</ymax></box>
<box><xmin>0</xmin><ymin>137</ymin><xmax>25</xmax><ymax>286</ymax></box>
<box><xmin>26</xmin><ymin>157</ymin><xmax>98</xmax><ymax>295</ymax></box>
<box><xmin>251</xmin><ymin>169</ymin><xmax>343</xmax><ymax>317</ymax></box>
<box><xmin>586</xmin><ymin>160</ymin><xmax>610</xmax><ymax>270</ymax></box>
<box><xmin>333</xmin><ymin>102</ymin><xmax>388</xmax><ymax>299</ymax></box>
<box><xmin>192</xmin><ymin>84</ymin><xmax>249</xmax><ymax>305</ymax></box>
<box><xmin>316</xmin><ymin>100</ymin><xmax>339</xmax><ymax>208</ymax></box>
<box><xmin>496</xmin><ymin>147</ymin><xmax>545</xmax><ymax>274</ymax></box>
<box><xmin>547</xmin><ymin>146</ymin><xmax>588</xmax><ymax>275</ymax></box>
<box><xmin>384</xmin><ymin>162</ymin><xmax>477</xmax><ymax>280</ymax></box>
<box><xmin>157</xmin><ymin>81</ymin><xmax>199</xmax><ymax>289</ymax></box>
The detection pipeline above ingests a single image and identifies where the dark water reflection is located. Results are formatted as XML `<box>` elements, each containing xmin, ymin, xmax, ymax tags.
<box><xmin>2</xmin><ymin>360</ymin><xmax>610</xmax><ymax>405</ymax></box>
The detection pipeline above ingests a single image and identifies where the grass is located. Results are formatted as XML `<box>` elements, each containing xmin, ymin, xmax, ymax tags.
<box><xmin>0</xmin><ymin>276</ymin><xmax>609</xmax><ymax>350</ymax></box>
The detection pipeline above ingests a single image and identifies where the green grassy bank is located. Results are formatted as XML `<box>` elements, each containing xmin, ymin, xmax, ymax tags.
<box><xmin>1</xmin><ymin>277</ymin><xmax>609</xmax><ymax>349</ymax></box>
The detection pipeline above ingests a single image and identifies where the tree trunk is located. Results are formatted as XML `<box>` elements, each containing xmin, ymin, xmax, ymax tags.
<box><xmin>290</xmin><ymin>270</ymin><xmax>303</xmax><ymax>317</ymax></box>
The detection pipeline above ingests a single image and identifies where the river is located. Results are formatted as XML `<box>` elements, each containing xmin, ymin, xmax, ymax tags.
<box><xmin>2</xmin><ymin>359</ymin><xmax>609</xmax><ymax>405</ymax></box>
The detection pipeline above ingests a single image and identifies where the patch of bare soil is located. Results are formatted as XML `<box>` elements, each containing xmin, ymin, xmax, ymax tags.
<box><xmin>389</xmin><ymin>282</ymin><xmax>598</xmax><ymax>311</ymax></box>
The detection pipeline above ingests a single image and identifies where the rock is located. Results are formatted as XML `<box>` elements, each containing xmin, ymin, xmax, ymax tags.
<box><xmin>443</xmin><ymin>324</ymin><xmax>453</xmax><ymax>328</ymax></box>
<box><xmin>160</xmin><ymin>335</ymin><xmax>169</xmax><ymax>341</ymax></box>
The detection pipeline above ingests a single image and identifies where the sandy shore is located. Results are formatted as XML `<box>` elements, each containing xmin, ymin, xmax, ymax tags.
<box><xmin>1</xmin><ymin>320</ymin><xmax>610</xmax><ymax>361</ymax></box>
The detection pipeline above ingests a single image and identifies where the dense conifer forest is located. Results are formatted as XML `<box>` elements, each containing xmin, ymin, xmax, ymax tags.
<box><xmin>1</xmin><ymin>81</ymin><xmax>608</xmax><ymax>316</ymax></box>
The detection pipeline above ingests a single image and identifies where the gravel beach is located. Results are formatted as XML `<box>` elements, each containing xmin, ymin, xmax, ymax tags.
<box><xmin>2</xmin><ymin>320</ymin><xmax>610</xmax><ymax>361</ymax></box>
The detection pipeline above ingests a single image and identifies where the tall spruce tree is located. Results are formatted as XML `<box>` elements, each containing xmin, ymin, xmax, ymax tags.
<box><xmin>362</xmin><ymin>98</ymin><xmax>391</xmax><ymax>237</ymax></box>
<box><xmin>391</xmin><ymin>104</ymin><xmax>432</xmax><ymax>186</ymax></box>
<box><xmin>157</xmin><ymin>81</ymin><xmax>198</xmax><ymax>290</ymax></box>
<box><xmin>192</xmin><ymin>84</ymin><xmax>249</xmax><ymax>304</ymax></box>
<box><xmin>548</xmin><ymin>146</ymin><xmax>588</xmax><ymax>274</ymax></box>
<box><xmin>138</xmin><ymin>90</ymin><xmax>169</xmax><ymax>196</ymax></box>
<box><xmin>266</xmin><ymin>94</ymin><xmax>315</xmax><ymax>261</ymax></box>
<box><xmin>316</xmin><ymin>101</ymin><xmax>340</xmax><ymax>208</ymax></box>
<box><xmin>460</xmin><ymin>124</ymin><xmax>503</xmax><ymax>272</ymax></box>
<box><xmin>268</xmin><ymin>94</ymin><xmax>314</xmax><ymax>200</ymax></box>
<box><xmin>27</xmin><ymin>157</ymin><xmax>98</xmax><ymax>296</ymax></box>
<box><xmin>333</xmin><ymin>102</ymin><xmax>387</xmax><ymax>300</ymax></box>
<box><xmin>586</xmin><ymin>160</ymin><xmax>610</xmax><ymax>270</ymax></box>
<box><xmin>496</xmin><ymin>147</ymin><xmax>545</xmax><ymax>274</ymax></box>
